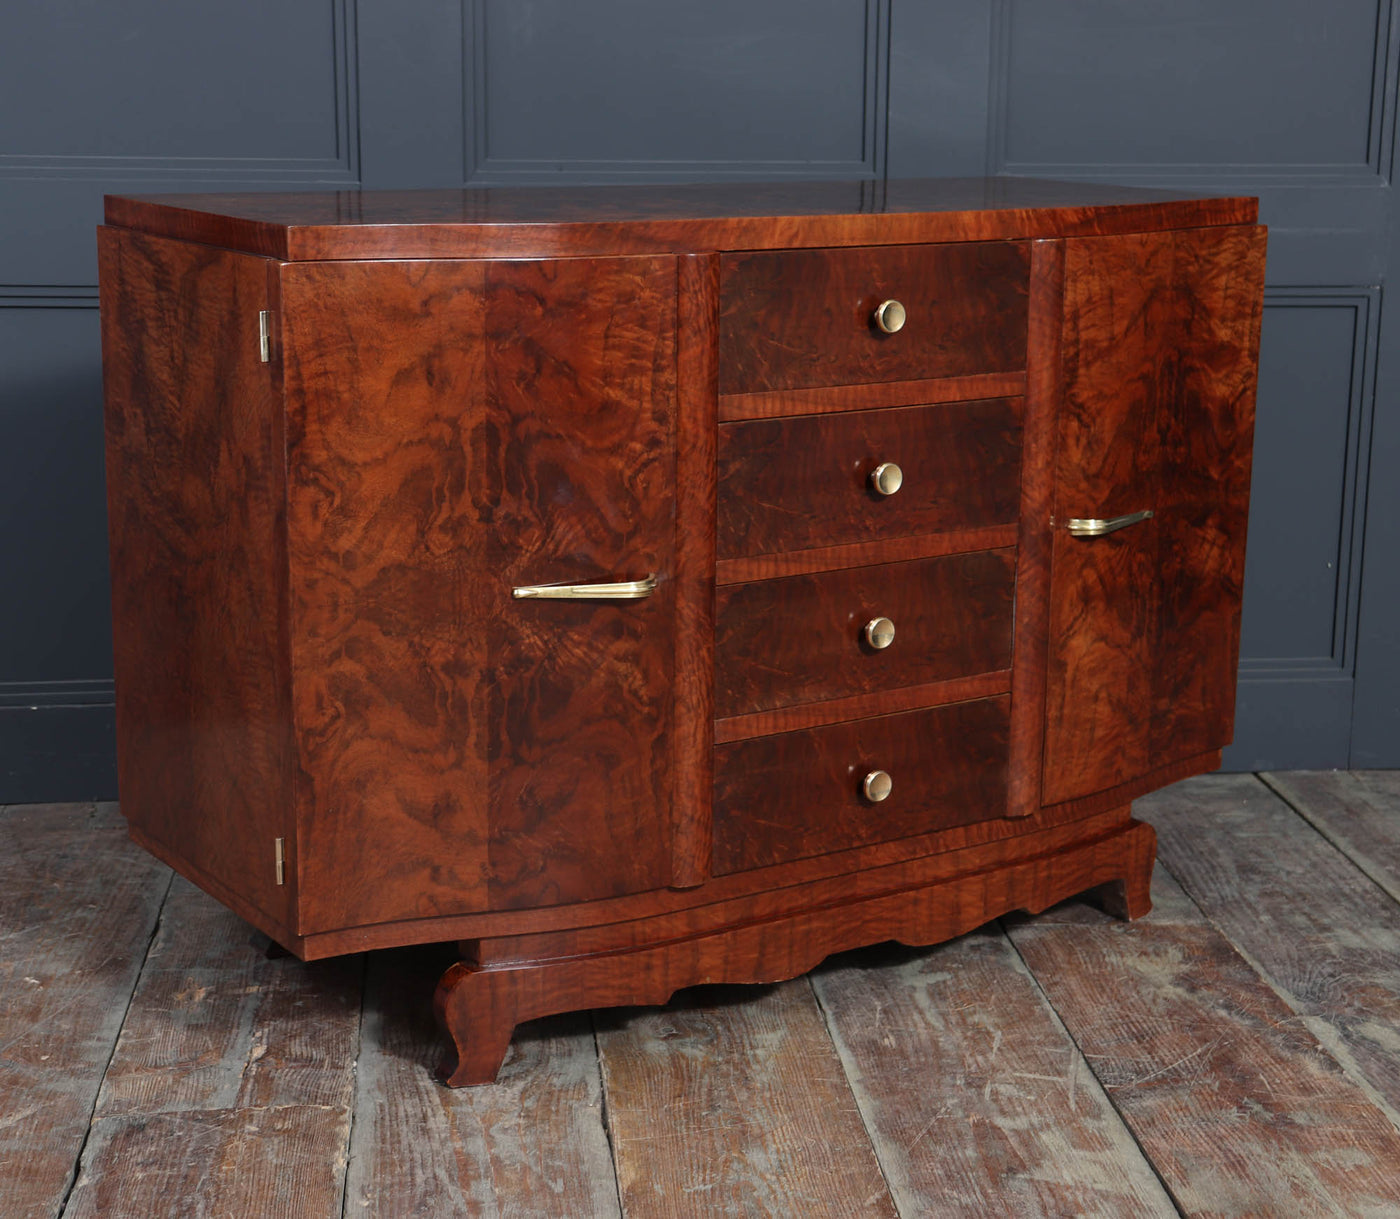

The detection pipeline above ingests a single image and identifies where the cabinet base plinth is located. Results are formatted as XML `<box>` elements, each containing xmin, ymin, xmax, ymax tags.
<box><xmin>433</xmin><ymin>817</ymin><xmax>1156</xmax><ymax>1086</ymax></box>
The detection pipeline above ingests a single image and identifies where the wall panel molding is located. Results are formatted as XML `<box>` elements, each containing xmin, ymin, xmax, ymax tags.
<box><xmin>987</xmin><ymin>0</ymin><xmax>1399</xmax><ymax>186</ymax></box>
<box><xmin>1237</xmin><ymin>288</ymin><xmax>1378</xmax><ymax>678</ymax></box>
<box><xmin>462</xmin><ymin>0</ymin><xmax>889</xmax><ymax>184</ymax></box>
<box><xmin>0</xmin><ymin>0</ymin><xmax>361</xmax><ymax>183</ymax></box>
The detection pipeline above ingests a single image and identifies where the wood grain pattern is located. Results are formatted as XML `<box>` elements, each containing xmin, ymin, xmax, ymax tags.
<box><xmin>713</xmin><ymin>670</ymin><xmax>1011</xmax><ymax>744</ymax></box>
<box><xmin>715</xmin><ymin>551</ymin><xmax>1015</xmax><ymax>718</ymax></box>
<box><xmin>0</xmin><ymin>804</ymin><xmax>170</xmax><ymax>1219</ymax></box>
<box><xmin>1042</xmin><ymin>225</ymin><xmax>1266</xmax><ymax>807</ymax></box>
<box><xmin>99</xmin><ymin>227</ymin><xmax>296</xmax><ymax>941</ymax></box>
<box><xmin>1006</xmin><ymin>240</ymin><xmax>1063</xmax><ymax>818</ymax></box>
<box><xmin>280</xmin><ymin>255</ymin><xmax>678</xmax><ymax>930</ymax></box>
<box><xmin>670</xmin><ymin>253</ymin><xmax>718</xmax><ymax>889</ymax></box>
<box><xmin>1262</xmin><ymin>769</ymin><xmax>1400</xmax><ymax>903</ymax></box>
<box><xmin>717</xmin><ymin>371</ymin><xmax>1026</xmax><ymax>421</ymax></box>
<box><xmin>596</xmin><ymin>981</ymin><xmax>898</xmax><ymax>1218</ymax></box>
<box><xmin>434</xmin><ymin>819</ymin><xmax>1155</xmax><ymax>1084</ymax></box>
<box><xmin>813</xmin><ymin>930</ymin><xmax>1177</xmax><ymax>1217</ymax></box>
<box><xmin>106</xmin><ymin>178</ymin><xmax>1258</xmax><ymax>263</ymax></box>
<box><xmin>64</xmin><ymin>875</ymin><xmax>362</xmax><ymax>1219</ymax></box>
<box><xmin>716</xmin><ymin>524</ymin><xmax>1018</xmax><ymax>585</ymax></box>
<box><xmin>717</xmin><ymin>397</ymin><xmax>1023</xmax><ymax>559</ymax></box>
<box><xmin>345</xmin><ymin>947</ymin><xmax>621</xmax><ymax>1217</ymax></box>
<box><xmin>1147</xmin><ymin>773</ymin><xmax>1400</xmax><ymax>1122</ymax></box>
<box><xmin>1009</xmin><ymin>850</ymin><xmax>1400</xmax><ymax>1216</ymax></box>
<box><xmin>719</xmin><ymin>242</ymin><xmax>1030</xmax><ymax>393</ymax></box>
<box><xmin>712</xmin><ymin>697</ymin><xmax>1012</xmax><ymax>874</ymax></box>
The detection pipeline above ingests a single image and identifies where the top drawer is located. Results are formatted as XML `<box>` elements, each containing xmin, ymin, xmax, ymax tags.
<box><xmin>718</xmin><ymin>241</ymin><xmax>1030</xmax><ymax>395</ymax></box>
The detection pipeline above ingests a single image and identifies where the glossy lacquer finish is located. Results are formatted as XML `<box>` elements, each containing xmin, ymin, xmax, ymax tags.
<box><xmin>714</xmin><ymin>551</ymin><xmax>1015</xmax><ymax>718</ymax></box>
<box><xmin>716</xmin><ymin>397</ymin><xmax>1024</xmax><ymax>558</ymax></box>
<box><xmin>1041</xmin><ymin>226</ymin><xmax>1267</xmax><ymax>807</ymax></box>
<box><xmin>719</xmin><ymin>242</ymin><xmax>1030</xmax><ymax>393</ymax></box>
<box><xmin>98</xmin><ymin>181</ymin><xmax>1264</xmax><ymax>1087</ymax></box>
<box><xmin>280</xmin><ymin>256</ymin><xmax>678</xmax><ymax>930</ymax></box>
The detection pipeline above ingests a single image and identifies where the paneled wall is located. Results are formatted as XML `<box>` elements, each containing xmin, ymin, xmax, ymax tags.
<box><xmin>1</xmin><ymin>0</ymin><xmax>1394</xmax><ymax>798</ymax></box>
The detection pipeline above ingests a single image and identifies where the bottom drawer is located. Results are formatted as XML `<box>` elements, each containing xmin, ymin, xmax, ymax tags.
<box><xmin>712</xmin><ymin>696</ymin><xmax>1010</xmax><ymax>875</ymax></box>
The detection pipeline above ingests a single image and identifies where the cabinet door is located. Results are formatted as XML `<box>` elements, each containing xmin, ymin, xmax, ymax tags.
<box><xmin>281</xmin><ymin>256</ymin><xmax>678</xmax><ymax>931</ymax></box>
<box><xmin>1041</xmin><ymin>226</ymin><xmax>1266</xmax><ymax>807</ymax></box>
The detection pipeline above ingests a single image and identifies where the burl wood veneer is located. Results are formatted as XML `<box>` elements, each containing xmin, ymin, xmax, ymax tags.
<box><xmin>98</xmin><ymin>179</ymin><xmax>1266</xmax><ymax>1085</ymax></box>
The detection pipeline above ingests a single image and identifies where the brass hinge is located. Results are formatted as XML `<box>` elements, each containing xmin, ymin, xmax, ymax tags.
<box><xmin>274</xmin><ymin>837</ymin><xmax>286</xmax><ymax>886</ymax></box>
<box><xmin>258</xmin><ymin>310</ymin><xmax>273</xmax><ymax>363</ymax></box>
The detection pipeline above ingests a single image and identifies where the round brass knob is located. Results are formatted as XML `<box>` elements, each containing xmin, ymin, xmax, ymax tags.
<box><xmin>862</xmin><ymin>770</ymin><xmax>893</xmax><ymax>803</ymax></box>
<box><xmin>873</xmin><ymin>299</ymin><xmax>907</xmax><ymax>334</ymax></box>
<box><xmin>870</xmin><ymin>462</ymin><xmax>903</xmax><ymax>497</ymax></box>
<box><xmin>864</xmin><ymin>617</ymin><xmax>896</xmax><ymax>650</ymax></box>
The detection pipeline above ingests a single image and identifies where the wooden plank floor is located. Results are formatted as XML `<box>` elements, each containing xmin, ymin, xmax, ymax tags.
<box><xmin>6</xmin><ymin>774</ymin><xmax>1400</xmax><ymax>1217</ymax></box>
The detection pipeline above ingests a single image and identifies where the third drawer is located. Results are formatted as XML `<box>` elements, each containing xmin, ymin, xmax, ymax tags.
<box><xmin>714</xmin><ymin>549</ymin><xmax>1015</xmax><ymax>720</ymax></box>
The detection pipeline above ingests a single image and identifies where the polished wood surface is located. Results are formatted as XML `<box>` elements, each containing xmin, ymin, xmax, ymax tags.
<box><xmin>717</xmin><ymin>398</ymin><xmax>1023</xmax><ymax>559</ymax></box>
<box><xmin>713</xmin><ymin>697</ymin><xmax>1011</xmax><ymax>874</ymax></box>
<box><xmin>1042</xmin><ymin>225</ymin><xmax>1266</xmax><ymax>807</ymax></box>
<box><xmin>714</xmin><ymin>551</ymin><xmax>1015</xmax><ymax>718</ymax></box>
<box><xmin>280</xmin><ymin>255</ymin><xmax>678</xmax><ymax>930</ymax></box>
<box><xmin>99</xmin><ymin>227</ymin><xmax>296</xmax><ymax>941</ymax></box>
<box><xmin>435</xmin><ymin>818</ymin><xmax>1154</xmax><ymax>1084</ymax></box>
<box><xmin>1006</xmin><ymin>240</ymin><xmax>1064</xmax><ymax>818</ymax></box>
<box><xmin>718</xmin><ymin>242</ymin><xmax>1029</xmax><ymax>393</ymax></box>
<box><xmin>97</xmin><ymin>183</ymin><xmax>1265</xmax><ymax>1089</ymax></box>
<box><xmin>669</xmin><ymin>253</ymin><xmax>719</xmax><ymax>889</ymax></box>
<box><xmin>718</xmin><ymin>371</ymin><xmax>1026</xmax><ymax>422</ymax></box>
<box><xmin>105</xmin><ymin>177</ymin><xmax>1257</xmax><ymax>262</ymax></box>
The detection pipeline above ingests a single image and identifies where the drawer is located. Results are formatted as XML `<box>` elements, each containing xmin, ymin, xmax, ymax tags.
<box><xmin>718</xmin><ymin>241</ymin><xmax>1030</xmax><ymax>395</ymax></box>
<box><xmin>715</xmin><ymin>550</ymin><xmax>1015</xmax><ymax>719</ymax></box>
<box><xmin>713</xmin><ymin>696</ymin><xmax>1011</xmax><ymax>874</ymax></box>
<box><xmin>717</xmin><ymin>397</ymin><xmax>1023</xmax><ymax>559</ymax></box>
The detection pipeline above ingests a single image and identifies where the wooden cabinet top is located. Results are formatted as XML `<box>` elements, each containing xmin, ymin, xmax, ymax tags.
<box><xmin>104</xmin><ymin>177</ymin><xmax>1257</xmax><ymax>262</ymax></box>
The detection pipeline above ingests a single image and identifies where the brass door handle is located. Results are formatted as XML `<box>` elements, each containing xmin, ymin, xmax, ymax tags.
<box><xmin>512</xmin><ymin>574</ymin><xmax>657</xmax><ymax>601</ymax></box>
<box><xmin>1066</xmin><ymin>509</ymin><xmax>1154</xmax><ymax>538</ymax></box>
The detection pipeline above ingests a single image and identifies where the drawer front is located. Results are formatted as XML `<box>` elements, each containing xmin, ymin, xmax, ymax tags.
<box><xmin>715</xmin><ymin>550</ymin><xmax>1015</xmax><ymax>719</ymax></box>
<box><xmin>714</xmin><ymin>697</ymin><xmax>1010</xmax><ymax>874</ymax></box>
<box><xmin>718</xmin><ymin>241</ymin><xmax>1030</xmax><ymax>394</ymax></box>
<box><xmin>717</xmin><ymin>398</ymin><xmax>1023</xmax><ymax>559</ymax></box>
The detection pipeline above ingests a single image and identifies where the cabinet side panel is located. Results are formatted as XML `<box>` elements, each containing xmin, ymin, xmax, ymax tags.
<box><xmin>1153</xmin><ymin>226</ymin><xmax>1266</xmax><ymax>760</ymax></box>
<box><xmin>281</xmin><ymin>260</ymin><xmax>494</xmax><ymax>933</ymax></box>
<box><xmin>1043</xmin><ymin>226</ymin><xmax>1265</xmax><ymax>807</ymax></box>
<box><xmin>99</xmin><ymin>228</ymin><xmax>294</xmax><ymax>936</ymax></box>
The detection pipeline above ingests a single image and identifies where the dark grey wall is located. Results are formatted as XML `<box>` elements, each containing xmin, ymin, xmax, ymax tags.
<box><xmin>1</xmin><ymin>0</ymin><xmax>1394</xmax><ymax>799</ymax></box>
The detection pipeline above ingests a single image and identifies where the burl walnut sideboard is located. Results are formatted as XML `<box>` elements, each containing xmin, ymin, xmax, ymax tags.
<box><xmin>98</xmin><ymin>179</ymin><xmax>1266</xmax><ymax>1085</ymax></box>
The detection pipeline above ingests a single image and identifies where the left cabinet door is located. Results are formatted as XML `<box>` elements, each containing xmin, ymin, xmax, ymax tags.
<box><xmin>280</xmin><ymin>256</ymin><xmax>679</xmax><ymax>932</ymax></box>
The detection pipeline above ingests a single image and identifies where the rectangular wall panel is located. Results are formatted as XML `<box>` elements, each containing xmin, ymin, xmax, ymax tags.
<box><xmin>990</xmin><ymin>0</ymin><xmax>1393</xmax><ymax>180</ymax></box>
<box><xmin>465</xmin><ymin>0</ymin><xmax>888</xmax><ymax>182</ymax></box>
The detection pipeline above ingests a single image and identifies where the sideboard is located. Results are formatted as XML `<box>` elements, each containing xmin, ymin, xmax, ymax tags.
<box><xmin>98</xmin><ymin>179</ymin><xmax>1266</xmax><ymax>1084</ymax></box>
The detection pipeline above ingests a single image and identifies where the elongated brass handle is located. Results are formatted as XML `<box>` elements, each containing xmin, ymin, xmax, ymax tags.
<box><xmin>1066</xmin><ymin>509</ymin><xmax>1154</xmax><ymax>538</ymax></box>
<box><xmin>512</xmin><ymin>574</ymin><xmax>657</xmax><ymax>601</ymax></box>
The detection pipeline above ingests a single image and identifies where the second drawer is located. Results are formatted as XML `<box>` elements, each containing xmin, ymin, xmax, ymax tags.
<box><xmin>715</xmin><ymin>549</ymin><xmax>1015</xmax><ymax>720</ymax></box>
<box><xmin>717</xmin><ymin>397</ymin><xmax>1024</xmax><ymax>559</ymax></box>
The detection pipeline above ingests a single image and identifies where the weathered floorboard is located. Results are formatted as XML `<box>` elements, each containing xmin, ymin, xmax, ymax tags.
<box><xmin>0</xmin><ymin>803</ymin><xmax>170</xmax><ymax>1219</ymax></box>
<box><xmin>1145</xmin><ymin>772</ymin><xmax>1400</xmax><ymax>1122</ymax></box>
<box><xmin>597</xmin><ymin>980</ymin><xmax>898</xmax><ymax>1218</ymax></box>
<box><xmin>813</xmin><ymin>930</ymin><xmax>1176</xmax><ymax>1217</ymax></box>
<box><xmin>1009</xmin><ymin>858</ymin><xmax>1400</xmax><ymax>1216</ymax></box>
<box><xmin>62</xmin><ymin>877</ymin><xmax>363</xmax><ymax>1219</ymax></box>
<box><xmin>345</xmin><ymin>944</ymin><xmax>621</xmax><ymax>1218</ymax></box>
<box><xmin>1262</xmin><ymin>769</ymin><xmax>1400</xmax><ymax>904</ymax></box>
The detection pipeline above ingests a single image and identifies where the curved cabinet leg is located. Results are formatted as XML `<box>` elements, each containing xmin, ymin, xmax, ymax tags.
<box><xmin>433</xmin><ymin>962</ymin><xmax>521</xmax><ymax>1087</ymax></box>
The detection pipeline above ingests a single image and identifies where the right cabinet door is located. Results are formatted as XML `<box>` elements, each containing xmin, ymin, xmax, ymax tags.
<box><xmin>1041</xmin><ymin>225</ymin><xmax>1267</xmax><ymax>807</ymax></box>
